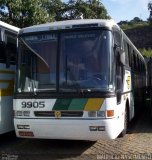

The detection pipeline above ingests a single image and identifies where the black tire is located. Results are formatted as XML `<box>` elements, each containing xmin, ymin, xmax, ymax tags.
<box><xmin>119</xmin><ymin>107</ymin><xmax>128</xmax><ymax>138</ymax></box>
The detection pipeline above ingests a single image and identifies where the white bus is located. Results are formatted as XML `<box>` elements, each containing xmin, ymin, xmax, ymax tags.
<box><xmin>13</xmin><ymin>19</ymin><xmax>147</xmax><ymax>140</ymax></box>
<box><xmin>0</xmin><ymin>21</ymin><xmax>19</xmax><ymax>134</ymax></box>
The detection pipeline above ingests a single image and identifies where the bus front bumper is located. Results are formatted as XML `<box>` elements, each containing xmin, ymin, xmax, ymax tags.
<box><xmin>14</xmin><ymin>118</ymin><xmax>123</xmax><ymax>141</ymax></box>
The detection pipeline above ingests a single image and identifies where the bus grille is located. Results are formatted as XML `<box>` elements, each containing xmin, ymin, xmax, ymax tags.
<box><xmin>34</xmin><ymin>111</ymin><xmax>83</xmax><ymax>117</ymax></box>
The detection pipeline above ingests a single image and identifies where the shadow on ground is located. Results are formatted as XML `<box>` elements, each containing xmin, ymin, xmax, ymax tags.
<box><xmin>127</xmin><ymin>104</ymin><xmax>152</xmax><ymax>134</ymax></box>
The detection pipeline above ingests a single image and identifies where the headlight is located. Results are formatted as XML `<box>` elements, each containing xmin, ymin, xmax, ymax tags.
<box><xmin>88</xmin><ymin>111</ymin><xmax>96</xmax><ymax>117</ymax></box>
<box><xmin>97</xmin><ymin>111</ymin><xmax>105</xmax><ymax>117</ymax></box>
<box><xmin>88</xmin><ymin>111</ymin><xmax>106</xmax><ymax>118</ymax></box>
<box><xmin>23</xmin><ymin>111</ymin><xmax>30</xmax><ymax>117</ymax></box>
<box><xmin>14</xmin><ymin>110</ymin><xmax>30</xmax><ymax>117</ymax></box>
<box><xmin>14</xmin><ymin>111</ymin><xmax>22</xmax><ymax>116</ymax></box>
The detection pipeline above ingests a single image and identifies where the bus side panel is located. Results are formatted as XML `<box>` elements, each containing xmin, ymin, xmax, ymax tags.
<box><xmin>0</xmin><ymin>96</ymin><xmax>14</xmax><ymax>134</ymax></box>
<box><xmin>0</xmin><ymin>65</ymin><xmax>15</xmax><ymax>134</ymax></box>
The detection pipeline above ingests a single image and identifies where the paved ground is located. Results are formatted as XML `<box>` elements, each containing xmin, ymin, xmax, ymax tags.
<box><xmin>0</xmin><ymin>107</ymin><xmax>151</xmax><ymax>160</ymax></box>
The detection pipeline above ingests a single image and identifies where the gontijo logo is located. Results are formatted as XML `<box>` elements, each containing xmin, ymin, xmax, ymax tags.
<box><xmin>54</xmin><ymin>111</ymin><xmax>61</xmax><ymax>118</ymax></box>
<box><xmin>126</xmin><ymin>75</ymin><xmax>131</xmax><ymax>90</ymax></box>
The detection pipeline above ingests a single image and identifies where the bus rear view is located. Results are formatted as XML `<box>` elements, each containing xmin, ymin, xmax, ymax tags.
<box><xmin>14</xmin><ymin>19</ymin><xmax>146</xmax><ymax>140</ymax></box>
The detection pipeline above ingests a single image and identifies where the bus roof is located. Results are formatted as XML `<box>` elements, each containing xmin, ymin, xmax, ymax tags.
<box><xmin>0</xmin><ymin>21</ymin><xmax>20</xmax><ymax>33</ymax></box>
<box><xmin>20</xmin><ymin>19</ymin><xmax>119</xmax><ymax>34</ymax></box>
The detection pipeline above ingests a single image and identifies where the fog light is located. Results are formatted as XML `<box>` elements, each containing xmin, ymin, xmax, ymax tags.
<box><xmin>17</xmin><ymin>125</ymin><xmax>24</xmax><ymax>129</ymax></box>
<box><xmin>89</xmin><ymin>126</ymin><xmax>98</xmax><ymax>131</ymax></box>
<box><xmin>88</xmin><ymin>111</ymin><xmax>96</xmax><ymax>117</ymax></box>
<box><xmin>98</xmin><ymin>126</ymin><xmax>105</xmax><ymax>131</ymax></box>
<box><xmin>24</xmin><ymin>125</ymin><xmax>30</xmax><ymax>129</ymax></box>
<box><xmin>17</xmin><ymin>125</ymin><xmax>30</xmax><ymax>129</ymax></box>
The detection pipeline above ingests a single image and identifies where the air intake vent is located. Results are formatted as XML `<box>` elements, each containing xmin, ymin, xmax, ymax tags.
<box><xmin>34</xmin><ymin>111</ymin><xmax>83</xmax><ymax>117</ymax></box>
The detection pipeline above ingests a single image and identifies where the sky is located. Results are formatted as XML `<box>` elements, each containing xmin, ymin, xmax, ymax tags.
<box><xmin>102</xmin><ymin>0</ymin><xmax>150</xmax><ymax>22</ymax></box>
<box><xmin>63</xmin><ymin>0</ymin><xmax>150</xmax><ymax>22</ymax></box>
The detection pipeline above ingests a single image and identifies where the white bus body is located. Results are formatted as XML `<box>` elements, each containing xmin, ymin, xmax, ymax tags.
<box><xmin>0</xmin><ymin>21</ymin><xmax>19</xmax><ymax>134</ymax></box>
<box><xmin>14</xmin><ymin>19</ymin><xmax>147</xmax><ymax>140</ymax></box>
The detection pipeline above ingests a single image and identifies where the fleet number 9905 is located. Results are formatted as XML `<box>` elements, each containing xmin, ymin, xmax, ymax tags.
<box><xmin>21</xmin><ymin>101</ymin><xmax>45</xmax><ymax>108</ymax></box>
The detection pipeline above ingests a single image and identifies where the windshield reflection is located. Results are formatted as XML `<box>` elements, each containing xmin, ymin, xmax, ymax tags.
<box><xmin>59</xmin><ymin>30</ymin><xmax>111</xmax><ymax>92</ymax></box>
<box><xmin>18</xmin><ymin>34</ymin><xmax>57</xmax><ymax>92</ymax></box>
<box><xmin>17</xmin><ymin>30</ymin><xmax>112</xmax><ymax>93</ymax></box>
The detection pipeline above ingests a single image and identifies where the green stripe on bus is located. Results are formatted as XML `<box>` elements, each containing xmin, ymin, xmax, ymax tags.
<box><xmin>68</xmin><ymin>98</ymin><xmax>88</xmax><ymax>110</ymax></box>
<box><xmin>53</xmin><ymin>99</ymin><xmax>72</xmax><ymax>110</ymax></box>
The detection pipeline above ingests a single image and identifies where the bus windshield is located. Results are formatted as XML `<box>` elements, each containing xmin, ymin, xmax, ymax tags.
<box><xmin>17</xmin><ymin>30</ymin><xmax>112</xmax><ymax>93</ymax></box>
<box><xmin>60</xmin><ymin>30</ymin><xmax>111</xmax><ymax>92</ymax></box>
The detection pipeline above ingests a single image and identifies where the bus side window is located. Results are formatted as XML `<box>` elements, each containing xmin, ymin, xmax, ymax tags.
<box><xmin>0</xmin><ymin>29</ymin><xmax>6</xmax><ymax>63</ymax></box>
<box><xmin>123</xmin><ymin>40</ymin><xmax>129</xmax><ymax>67</ymax></box>
<box><xmin>5</xmin><ymin>32</ymin><xmax>17</xmax><ymax>68</ymax></box>
<box><xmin>135</xmin><ymin>53</ymin><xmax>139</xmax><ymax>71</ymax></box>
<box><xmin>113</xmin><ymin>30</ymin><xmax>121</xmax><ymax>47</ymax></box>
<box><xmin>0</xmin><ymin>29</ymin><xmax>2</xmax><ymax>41</ymax></box>
<box><xmin>136</xmin><ymin>55</ymin><xmax>139</xmax><ymax>72</ymax></box>
<box><xmin>113</xmin><ymin>31</ymin><xmax>123</xmax><ymax>83</ymax></box>
<box><xmin>127</xmin><ymin>44</ymin><xmax>131</xmax><ymax>67</ymax></box>
<box><xmin>0</xmin><ymin>41</ymin><xmax>6</xmax><ymax>63</ymax></box>
<box><xmin>139</xmin><ymin>59</ymin><xmax>142</xmax><ymax>72</ymax></box>
<box><xmin>116</xmin><ymin>54</ymin><xmax>123</xmax><ymax>104</ymax></box>
<box><xmin>133</xmin><ymin>51</ymin><xmax>136</xmax><ymax>70</ymax></box>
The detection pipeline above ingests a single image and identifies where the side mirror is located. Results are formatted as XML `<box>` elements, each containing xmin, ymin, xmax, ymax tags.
<box><xmin>114</xmin><ymin>43</ymin><xmax>120</xmax><ymax>51</ymax></box>
<box><xmin>120</xmin><ymin>51</ymin><xmax>125</xmax><ymax>65</ymax></box>
<box><xmin>0</xmin><ymin>41</ymin><xmax>6</xmax><ymax>48</ymax></box>
<box><xmin>114</xmin><ymin>44</ymin><xmax>125</xmax><ymax>65</ymax></box>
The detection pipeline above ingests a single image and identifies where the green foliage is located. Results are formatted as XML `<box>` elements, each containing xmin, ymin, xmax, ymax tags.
<box><xmin>50</xmin><ymin>0</ymin><xmax>110</xmax><ymax>21</ymax></box>
<box><xmin>119</xmin><ymin>19</ymin><xmax>149</xmax><ymax>30</ymax></box>
<box><xmin>42</xmin><ymin>0</ymin><xmax>64</xmax><ymax>21</ymax></box>
<box><xmin>0</xmin><ymin>0</ymin><xmax>109</xmax><ymax>28</ymax></box>
<box><xmin>121</xmin><ymin>22</ymin><xmax>149</xmax><ymax>30</ymax></box>
<box><xmin>139</xmin><ymin>48</ymin><xmax>152</xmax><ymax>57</ymax></box>
<box><xmin>0</xmin><ymin>0</ymin><xmax>54</xmax><ymax>27</ymax></box>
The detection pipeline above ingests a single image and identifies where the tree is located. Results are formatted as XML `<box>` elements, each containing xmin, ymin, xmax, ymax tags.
<box><xmin>131</xmin><ymin>17</ymin><xmax>142</xmax><ymax>23</ymax></box>
<box><xmin>42</xmin><ymin>0</ymin><xmax>64</xmax><ymax>21</ymax></box>
<box><xmin>0</xmin><ymin>0</ymin><xmax>109</xmax><ymax>27</ymax></box>
<box><xmin>84</xmin><ymin>0</ymin><xmax>110</xmax><ymax>19</ymax></box>
<box><xmin>55</xmin><ymin>0</ymin><xmax>110</xmax><ymax>20</ymax></box>
<box><xmin>148</xmin><ymin>1</ymin><xmax>152</xmax><ymax>22</ymax></box>
<box><xmin>0</xmin><ymin>0</ymin><xmax>55</xmax><ymax>27</ymax></box>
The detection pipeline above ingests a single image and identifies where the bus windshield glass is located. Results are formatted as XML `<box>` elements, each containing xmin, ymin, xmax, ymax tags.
<box><xmin>17</xmin><ymin>30</ymin><xmax>112</xmax><ymax>93</ymax></box>
<box><xmin>60</xmin><ymin>30</ymin><xmax>111</xmax><ymax>92</ymax></box>
<box><xmin>18</xmin><ymin>34</ymin><xmax>57</xmax><ymax>92</ymax></box>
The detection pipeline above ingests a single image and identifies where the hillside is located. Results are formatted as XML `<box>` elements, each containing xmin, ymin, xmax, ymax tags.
<box><xmin>124</xmin><ymin>25</ymin><xmax>152</xmax><ymax>49</ymax></box>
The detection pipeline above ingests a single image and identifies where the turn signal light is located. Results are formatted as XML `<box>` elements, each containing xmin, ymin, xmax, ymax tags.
<box><xmin>106</xmin><ymin>110</ymin><xmax>114</xmax><ymax>117</ymax></box>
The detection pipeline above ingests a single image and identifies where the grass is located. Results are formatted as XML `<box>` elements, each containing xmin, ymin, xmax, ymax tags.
<box><xmin>139</xmin><ymin>48</ymin><xmax>152</xmax><ymax>57</ymax></box>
